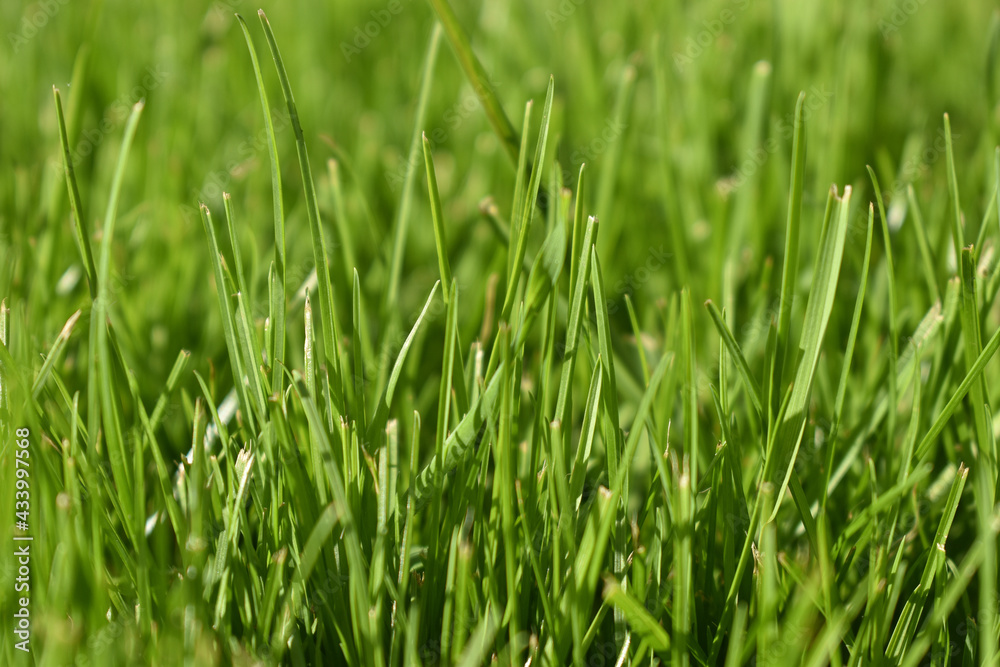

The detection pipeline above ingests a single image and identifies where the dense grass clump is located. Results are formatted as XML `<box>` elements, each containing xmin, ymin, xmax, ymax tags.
<box><xmin>4</xmin><ymin>0</ymin><xmax>1000</xmax><ymax>664</ymax></box>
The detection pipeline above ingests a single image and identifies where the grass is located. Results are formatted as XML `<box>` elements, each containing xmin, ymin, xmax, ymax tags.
<box><xmin>3</xmin><ymin>0</ymin><xmax>1000</xmax><ymax>665</ymax></box>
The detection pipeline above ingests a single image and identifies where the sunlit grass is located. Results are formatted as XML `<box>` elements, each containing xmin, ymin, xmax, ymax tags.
<box><xmin>2</xmin><ymin>0</ymin><xmax>1000</xmax><ymax>665</ymax></box>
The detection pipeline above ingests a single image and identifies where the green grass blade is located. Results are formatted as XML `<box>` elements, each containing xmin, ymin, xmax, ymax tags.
<box><xmin>905</xmin><ymin>185</ymin><xmax>941</xmax><ymax>303</ymax></box>
<box><xmin>589</xmin><ymin>246</ymin><xmax>628</xmax><ymax>652</ymax></box>
<box><xmin>352</xmin><ymin>268</ymin><xmax>367</xmax><ymax>433</ymax></box>
<box><xmin>899</xmin><ymin>515</ymin><xmax>1000</xmax><ymax>667</ymax></box>
<box><xmin>705</xmin><ymin>299</ymin><xmax>763</xmax><ymax>417</ymax></box>
<box><xmin>93</xmin><ymin>101</ymin><xmax>144</xmax><ymax>533</ymax></box>
<box><xmin>411</xmin><ymin>370</ymin><xmax>503</xmax><ymax>508</ymax></box>
<box><xmin>868</xmin><ymin>166</ymin><xmax>900</xmax><ymax>454</ymax></box>
<box><xmin>723</xmin><ymin>605</ymin><xmax>747</xmax><ymax>667</ymax></box>
<box><xmin>31</xmin><ymin>309</ymin><xmax>81</xmax><ymax>400</ymax></box>
<box><xmin>235</xmin><ymin>12</ymin><xmax>287</xmax><ymax>396</ymax></box>
<box><xmin>602</xmin><ymin>576</ymin><xmax>670</xmax><ymax>655</ymax></box>
<box><xmin>914</xmin><ymin>321</ymin><xmax>1000</xmax><ymax>461</ymax></box>
<box><xmin>328</xmin><ymin>158</ymin><xmax>358</xmax><ymax>287</ymax></box>
<box><xmin>200</xmin><ymin>204</ymin><xmax>257</xmax><ymax>433</ymax></box>
<box><xmin>53</xmin><ymin>86</ymin><xmax>97</xmax><ymax>299</ymax></box>
<box><xmin>422</xmin><ymin>134</ymin><xmax>454</xmax><ymax>300</ymax></box>
<box><xmin>568</xmin><ymin>164</ymin><xmax>587</xmax><ymax>305</ymax></box>
<box><xmin>569</xmin><ymin>361</ymin><xmax>602</xmax><ymax>504</ymax></box>
<box><xmin>944</xmin><ymin>113</ymin><xmax>965</xmax><ymax>269</ymax></box>
<box><xmin>767</xmin><ymin>185</ymin><xmax>852</xmax><ymax>518</ymax></box>
<box><xmin>887</xmin><ymin>464</ymin><xmax>968</xmax><ymax>657</ymax></box>
<box><xmin>384</xmin><ymin>23</ymin><xmax>442</xmax><ymax>318</ymax></box>
<box><xmin>425</xmin><ymin>0</ymin><xmax>520</xmax><ymax>165</ymax></box>
<box><xmin>773</xmin><ymin>91</ymin><xmax>807</xmax><ymax>409</ymax></box>
<box><xmin>502</xmin><ymin>77</ymin><xmax>555</xmax><ymax>322</ymax></box>
<box><xmin>256</xmin><ymin>10</ymin><xmax>345</xmax><ymax>415</ymax></box>
<box><xmin>365</xmin><ymin>281</ymin><xmax>440</xmax><ymax>445</ymax></box>
<box><xmin>554</xmin><ymin>215</ymin><xmax>598</xmax><ymax>424</ymax></box>
<box><xmin>521</xmin><ymin>192</ymin><xmax>568</xmax><ymax>348</ymax></box>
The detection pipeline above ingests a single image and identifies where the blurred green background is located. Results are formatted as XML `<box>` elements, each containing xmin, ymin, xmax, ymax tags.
<box><xmin>4</xmin><ymin>1</ymin><xmax>1000</xmax><ymax>431</ymax></box>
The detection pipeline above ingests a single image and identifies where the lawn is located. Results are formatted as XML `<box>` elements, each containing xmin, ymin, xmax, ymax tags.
<box><xmin>2</xmin><ymin>0</ymin><xmax>1000</xmax><ymax>664</ymax></box>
